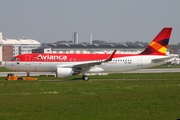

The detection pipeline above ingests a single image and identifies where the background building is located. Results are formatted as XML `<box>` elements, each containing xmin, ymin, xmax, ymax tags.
<box><xmin>32</xmin><ymin>43</ymin><xmax>146</xmax><ymax>54</ymax></box>
<box><xmin>0</xmin><ymin>32</ymin><xmax>41</xmax><ymax>65</ymax></box>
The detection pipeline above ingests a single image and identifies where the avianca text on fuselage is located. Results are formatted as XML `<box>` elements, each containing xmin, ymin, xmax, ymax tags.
<box><xmin>35</xmin><ymin>54</ymin><xmax>68</xmax><ymax>60</ymax></box>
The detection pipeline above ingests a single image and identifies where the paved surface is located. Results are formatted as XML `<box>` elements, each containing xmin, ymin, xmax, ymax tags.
<box><xmin>123</xmin><ymin>68</ymin><xmax>180</xmax><ymax>73</ymax></box>
<box><xmin>0</xmin><ymin>68</ymin><xmax>180</xmax><ymax>77</ymax></box>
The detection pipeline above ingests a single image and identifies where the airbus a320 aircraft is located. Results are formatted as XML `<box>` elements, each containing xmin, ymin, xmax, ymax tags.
<box><xmin>5</xmin><ymin>28</ymin><xmax>173</xmax><ymax>80</ymax></box>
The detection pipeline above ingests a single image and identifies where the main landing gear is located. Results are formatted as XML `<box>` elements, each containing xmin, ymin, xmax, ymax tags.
<box><xmin>26</xmin><ymin>72</ymin><xmax>30</xmax><ymax>76</ymax></box>
<box><xmin>82</xmin><ymin>75</ymin><xmax>89</xmax><ymax>81</ymax></box>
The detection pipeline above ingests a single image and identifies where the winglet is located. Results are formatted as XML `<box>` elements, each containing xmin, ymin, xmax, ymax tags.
<box><xmin>105</xmin><ymin>50</ymin><xmax>117</xmax><ymax>61</ymax></box>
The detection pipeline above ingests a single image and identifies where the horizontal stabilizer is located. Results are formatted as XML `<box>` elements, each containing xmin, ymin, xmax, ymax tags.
<box><xmin>152</xmin><ymin>56</ymin><xmax>174</xmax><ymax>63</ymax></box>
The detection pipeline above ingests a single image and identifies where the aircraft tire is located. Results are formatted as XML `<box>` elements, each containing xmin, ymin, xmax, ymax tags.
<box><xmin>83</xmin><ymin>76</ymin><xmax>89</xmax><ymax>81</ymax></box>
<box><xmin>18</xmin><ymin>77</ymin><xmax>22</xmax><ymax>81</ymax></box>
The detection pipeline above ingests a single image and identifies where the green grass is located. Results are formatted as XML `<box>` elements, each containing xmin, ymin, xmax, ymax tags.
<box><xmin>0</xmin><ymin>73</ymin><xmax>180</xmax><ymax>120</ymax></box>
<box><xmin>0</xmin><ymin>66</ymin><xmax>14</xmax><ymax>72</ymax></box>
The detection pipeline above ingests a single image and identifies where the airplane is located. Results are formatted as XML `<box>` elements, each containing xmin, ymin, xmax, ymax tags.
<box><xmin>4</xmin><ymin>27</ymin><xmax>173</xmax><ymax>80</ymax></box>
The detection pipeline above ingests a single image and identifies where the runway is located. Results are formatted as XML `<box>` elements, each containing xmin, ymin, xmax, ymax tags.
<box><xmin>0</xmin><ymin>68</ymin><xmax>180</xmax><ymax>77</ymax></box>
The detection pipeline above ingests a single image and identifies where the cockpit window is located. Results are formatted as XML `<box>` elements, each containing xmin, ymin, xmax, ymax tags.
<box><xmin>11</xmin><ymin>58</ymin><xmax>16</xmax><ymax>61</ymax></box>
<box><xmin>11</xmin><ymin>57</ymin><xmax>20</xmax><ymax>61</ymax></box>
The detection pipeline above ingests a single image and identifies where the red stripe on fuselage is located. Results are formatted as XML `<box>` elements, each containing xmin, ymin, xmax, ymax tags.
<box><xmin>11</xmin><ymin>53</ymin><xmax>147</xmax><ymax>62</ymax></box>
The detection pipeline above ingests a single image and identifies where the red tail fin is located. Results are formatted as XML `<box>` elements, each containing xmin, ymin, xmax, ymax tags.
<box><xmin>140</xmin><ymin>27</ymin><xmax>172</xmax><ymax>55</ymax></box>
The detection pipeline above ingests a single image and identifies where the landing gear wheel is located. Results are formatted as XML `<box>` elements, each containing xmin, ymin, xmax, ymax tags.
<box><xmin>18</xmin><ymin>77</ymin><xmax>22</xmax><ymax>81</ymax></box>
<box><xmin>82</xmin><ymin>76</ymin><xmax>89</xmax><ymax>81</ymax></box>
<box><xmin>26</xmin><ymin>72</ymin><xmax>30</xmax><ymax>76</ymax></box>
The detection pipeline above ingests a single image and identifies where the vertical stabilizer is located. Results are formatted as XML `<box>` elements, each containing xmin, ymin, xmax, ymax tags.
<box><xmin>140</xmin><ymin>28</ymin><xmax>172</xmax><ymax>55</ymax></box>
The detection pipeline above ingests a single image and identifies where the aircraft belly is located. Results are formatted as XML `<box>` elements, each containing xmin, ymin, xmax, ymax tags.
<box><xmin>99</xmin><ymin>63</ymin><xmax>138</xmax><ymax>73</ymax></box>
<box><xmin>10</xmin><ymin>62</ymin><xmax>57</xmax><ymax>72</ymax></box>
<box><xmin>88</xmin><ymin>67</ymin><xmax>104</xmax><ymax>73</ymax></box>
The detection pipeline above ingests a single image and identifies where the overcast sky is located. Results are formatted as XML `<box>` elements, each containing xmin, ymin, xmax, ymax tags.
<box><xmin>0</xmin><ymin>0</ymin><xmax>179</xmax><ymax>44</ymax></box>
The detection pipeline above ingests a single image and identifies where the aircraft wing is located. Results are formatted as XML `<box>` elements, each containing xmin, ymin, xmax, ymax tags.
<box><xmin>55</xmin><ymin>50</ymin><xmax>116</xmax><ymax>70</ymax></box>
<box><xmin>152</xmin><ymin>56</ymin><xmax>174</xmax><ymax>63</ymax></box>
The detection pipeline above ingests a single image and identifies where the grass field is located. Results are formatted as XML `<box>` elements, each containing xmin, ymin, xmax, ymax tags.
<box><xmin>0</xmin><ymin>73</ymin><xmax>180</xmax><ymax>120</ymax></box>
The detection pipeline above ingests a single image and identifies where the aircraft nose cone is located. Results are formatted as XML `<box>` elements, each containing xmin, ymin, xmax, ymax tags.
<box><xmin>4</xmin><ymin>62</ymin><xmax>10</xmax><ymax>69</ymax></box>
<box><xmin>4</xmin><ymin>62</ymin><xmax>8</xmax><ymax>68</ymax></box>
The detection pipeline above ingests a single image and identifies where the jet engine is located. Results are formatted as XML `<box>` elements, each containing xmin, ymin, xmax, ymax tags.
<box><xmin>56</xmin><ymin>67</ymin><xmax>79</xmax><ymax>78</ymax></box>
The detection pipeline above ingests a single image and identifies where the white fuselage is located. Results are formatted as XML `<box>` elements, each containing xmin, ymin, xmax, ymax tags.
<box><xmin>4</xmin><ymin>55</ymin><xmax>169</xmax><ymax>73</ymax></box>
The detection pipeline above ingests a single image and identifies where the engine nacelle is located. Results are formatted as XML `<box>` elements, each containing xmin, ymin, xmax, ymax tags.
<box><xmin>56</xmin><ymin>67</ymin><xmax>78</xmax><ymax>78</ymax></box>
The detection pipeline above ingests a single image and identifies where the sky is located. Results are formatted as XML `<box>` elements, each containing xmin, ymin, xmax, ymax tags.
<box><xmin>0</xmin><ymin>0</ymin><xmax>179</xmax><ymax>44</ymax></box>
